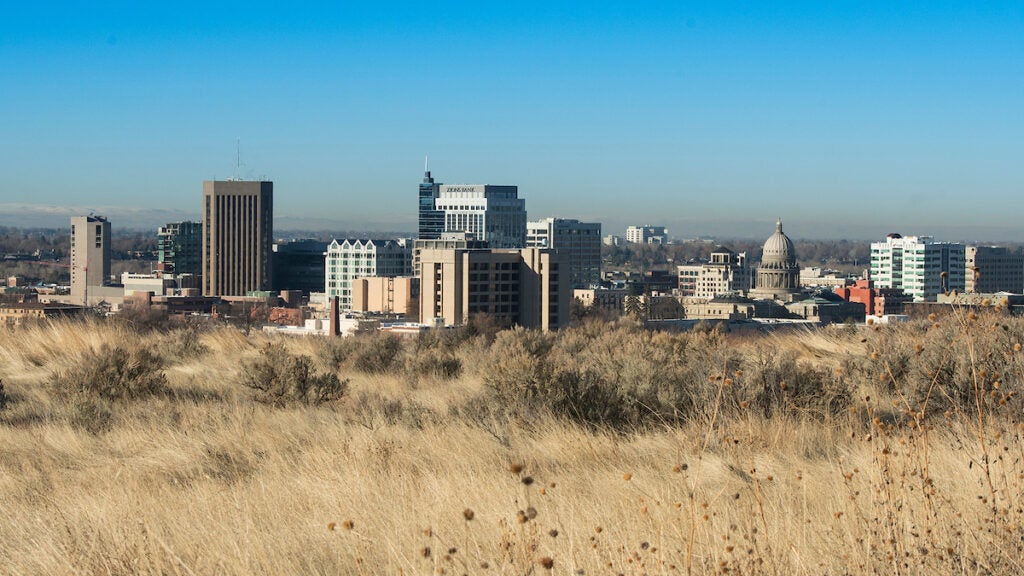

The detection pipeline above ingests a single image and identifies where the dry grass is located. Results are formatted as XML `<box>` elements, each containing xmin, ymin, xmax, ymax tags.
<box><xmin>1</xmin><ymin>312</ymin><xmax>1023</xmax><ymax>574</ymax></box>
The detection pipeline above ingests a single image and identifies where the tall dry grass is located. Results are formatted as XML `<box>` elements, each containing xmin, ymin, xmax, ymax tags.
<box><xmin>0</xmin><ymin>311</ymin><xmax>1022</xmax><ymax>574</ymax></box>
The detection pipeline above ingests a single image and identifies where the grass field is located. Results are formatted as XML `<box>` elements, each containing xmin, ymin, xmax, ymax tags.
<box><xmin>1</xmin><ymin>311</ymin><xmax>1022</xmax><ymax>575</ymax></box>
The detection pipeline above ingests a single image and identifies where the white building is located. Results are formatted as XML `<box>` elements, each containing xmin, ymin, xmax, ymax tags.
<box><xmin>677</xmin><ymin>247</ymin><xmax>752</xmax><ymax>298</ymax></box>
<box><xmin>325</xmin><ymin>239</ymin><xmax>412</xmax><ymax>309</ymax></box>
<box><xmin>870</xmin><ymin>234</ymin><xmax>965</xmax><ymax>302</ymax></box>
<box><xmin>625</xmin><ymin>225</ymin><xmax>667</xmax><ymax>245</ymax></box>
<box><xmin>527</xmin><ymin>217</ymin><xmax>602</xmax><ymax>288</ymax></box>
<box><xmin>434</xmin><ymin>184</ymin><xmax>526</xmax><ymax>248</ymax></box>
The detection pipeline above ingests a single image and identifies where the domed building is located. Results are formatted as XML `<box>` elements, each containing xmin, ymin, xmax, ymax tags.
<box><xmin>748</xmin><ymin>219</ymin><xmax>802</xmax><ymax>302</ymax></box>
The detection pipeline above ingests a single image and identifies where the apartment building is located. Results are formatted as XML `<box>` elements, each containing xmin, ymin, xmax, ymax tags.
<box><xmin>870</xmin><ymin>234</ymin><xmax>965</xmax><ymax>302</ymax></box>
<box><xmin>325</xmin><ymin>239</ymin><xmax>411</xmax><ymax>309</ymax></box>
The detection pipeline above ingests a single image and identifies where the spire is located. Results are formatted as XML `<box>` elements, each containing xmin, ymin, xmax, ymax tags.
<box><xmin>776</xmin><ymin>218</ymin><xmax>783</xmax><ymax>234</ymax></box>
<box><xmin>424</xmin><ymin>155</ymin><xmax>430</xmax><ymax>176</ymax></box>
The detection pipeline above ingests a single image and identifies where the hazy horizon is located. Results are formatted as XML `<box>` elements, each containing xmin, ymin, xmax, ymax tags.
<box><xmin>2</xmin><ymin>3</ymin><xmax>1022</xmax><ymax>240</ymax></box>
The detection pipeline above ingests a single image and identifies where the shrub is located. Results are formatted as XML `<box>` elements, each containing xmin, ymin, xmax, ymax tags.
<box><xmin>0</xmin><ymin>379</ymin><xmax>7</xmax><ymax>411</ymax></box>
<box><xmin>53</xmin><ymin>344</ymin><xmax>168</xmax><ymax>402</ymax></box>
<box><xmin>241</xmin><ymin>344</ymin><xmax>348</xmax><ymax>407</ymax></box>
<box><xmin>352</xmin><ymin>334</ymin><xmax>403</xmax><ymax>374</ymax></box>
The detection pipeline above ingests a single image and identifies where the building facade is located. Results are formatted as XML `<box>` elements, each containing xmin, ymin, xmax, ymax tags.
<box><xmin>748</xmin><ymin>220</ymin><xmax>802</xmax><ymax>302</ymax></box>
<box><xmin>676</xmin><ymin>247</ymin><xmax>752</xmax><ymax>298</ymax></box>
<box><xmin>434</xmin><ymin>184</ymin><xmax>526</xmax><ymax>248</ymax></box>
<box><xmin>351</xmin><ymin>276</ymin><xmax>419</xmax><ymax>316</ymax></box>
<box><xmin>325</xmin><ymin>239</ymin><xmax>412</xmax><ymax>309</ymax></box>
<box><xmin>157</xmin><ymin>221</ymin><xmax>202</xmax><ymax>278</ymax></box>
<box><xmin>273</xmin><ymin>239</ymin><xmax>328</xmax><ymax>295</ymax></box>
<box><xmin>418</xmin><ymin>247</ymin><xmax>569</xmax><ymax>331</ymax></box>
<box><xmin>70</xmin><ymin>215</ymin><xmax>111</xmax><ymax>305</ymax></box>
<box><xmin>870</xmin><ymin>234</ymin><xmax>966</xmax><ymax>302</ymax></box>
<box><xmin>202</xmin><ymin>180</ymin><xmax>273</xmax><ymax>297</ymax></box>
<box><xmin>625</xmin><ymin>225</ymin><xmax>668</xmax><ymax>245</ymax></box>
<box><xmin>965</xmin><ymin>246</ymin><xmax>1023</xmax><ymax>294</ymax></box>
<box><xmin>527</xmin><ymin>217</ymin><xmax>602</xmax><ymax>288</ymax></box>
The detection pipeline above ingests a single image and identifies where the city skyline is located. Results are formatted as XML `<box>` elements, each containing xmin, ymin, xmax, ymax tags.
<box><xmin>2</xmin><ymin>2</ymin><xmax>1022</xmax><ymax>240</ymax></box>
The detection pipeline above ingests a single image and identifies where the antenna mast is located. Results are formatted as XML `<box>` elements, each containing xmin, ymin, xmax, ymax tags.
<box><xmin>234</xmin><ymin>138</ymin><xmax>242</xmax><ymax>180</ymax></box>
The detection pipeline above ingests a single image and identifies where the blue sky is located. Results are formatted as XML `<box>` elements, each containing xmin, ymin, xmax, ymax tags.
<box><xmin>1</xmin><ymin>2</ymin><xmax>1022</xmax><ymax>239</ymax></box>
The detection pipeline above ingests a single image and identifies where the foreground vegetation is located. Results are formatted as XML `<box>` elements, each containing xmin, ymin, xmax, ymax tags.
<box><xmin>1</xmin><ymin>310</ymin><xmax>1023</xmax><ymax>574</ymax></box>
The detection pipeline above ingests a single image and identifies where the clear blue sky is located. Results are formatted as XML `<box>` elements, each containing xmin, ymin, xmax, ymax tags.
<box><xmin>1</xmin><ymin>2</ymin><xmax>1022</xmax><ymax>240</ymax></box>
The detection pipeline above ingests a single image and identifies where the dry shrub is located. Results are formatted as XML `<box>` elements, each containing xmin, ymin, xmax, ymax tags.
<box><xmin>52</xmin><ymin>344</ymin><xmax>168</xmax><ymax>402</ymax></box>
<box><xmin>241</xmin><ymin>343</ymin><xmax>348</xmax><ymax>407</ymax></box>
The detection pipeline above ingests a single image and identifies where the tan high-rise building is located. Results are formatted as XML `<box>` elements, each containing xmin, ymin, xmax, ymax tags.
<box><xmin>70</xmin><ymin>215</ymin><xmax>111</xmax><ymax>305</ymax></box>
<box><xmin>418</xmin><ymin>247</ymin><xmax>569</xmax><ymax>331</ymax></box>
<box><xmin>202</xmin><ymin>180</ymin><xmax>273</xmax><ymax>296</ymax></box>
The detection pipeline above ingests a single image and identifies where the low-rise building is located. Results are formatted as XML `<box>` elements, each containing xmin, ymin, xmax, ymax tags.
<box><xmin>0</xmin><ymin>302</ymin><xmax>86</xmax><ymax>326</ymax></box>
<box><xmin>626</xmin><ymin>225</ymin><xmax>668</xmax><ymax>245</ymax></box>
<box><xmin>833</xmin><ymin>279</ymin><xmax>911</xmax><ymax>316</ymax></box>
<box><xmin>325</xmin><ymin>239</ymin><xmax>412</xmax><ymax>310</ymax></box>
<box><xmin>351</xmin><ymin>276</ymin><xmax>419</xmax><ymax>316</ymax></box>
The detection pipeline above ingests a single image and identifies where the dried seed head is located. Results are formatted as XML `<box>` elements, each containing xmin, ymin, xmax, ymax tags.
<box><xmin>463</xmin><ymin>508</ymin><xmax>475</xmax><ymax>521</ymax></box>
<box><xmin>526</xmin><ymin>506</ymin><xmax>537</xmax><ymax>519</ymax></box>
<box><xmin>549</xmin><ymin>529</ymin><xmax>559</xmax><ymax>537</ymax></box>
<box><xmin>509</xmin><ymin>463</ymin><xmax>523</xmax><ymax>474</ymax></box>
<box><xmin>342</xmin><ymin>520</ymin><xmax>354</xmax><ymax>531</ymax></box>
<box><xmin>327</xmin><ymin>522</ymin><xmax>336</xmax><ymax>531</ymax></box>
<box><xmin>421</xmin><ymin>547</ymin><xmax>431</xmax><ymax>558</ymax></box>
<box><xmin>539</xmin><ymin>557</ymin><xmax>554</xmax><ymax>570</ymax></box>
<box><xmin>623</xmin><ymin>473</ymin><xmax>632</xmax><ymax>481</ymax></box>
<box><xmin>522</xmin><ymin>476</ymin><xmax>535</xmax><ymax>486</ymax></box>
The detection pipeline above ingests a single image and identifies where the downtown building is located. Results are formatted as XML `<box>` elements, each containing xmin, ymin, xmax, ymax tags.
<box><xmin>965</xmin><ymin>246</ymin><xmax>1024</xmax><ymax>294</ymax></box>
<box><xmin>676</xmin><ymin>247</ymin><xmax>752</xmax><ymax>299</ymax></box>
<box><xmin>70</xmin><ymin>215</ymin><xmax>111</xmax><ymax>305</ymax></box>
<box><xmin>870</xmin><ymin>234</ymin><xmax>965</xmax><ymax>302</ymax></box>
<box><xmin>325</xmin><ymin>239</ymin><xmax>412</xmax><ymax>310</ymax></box>
<box><xmin>202</xmin><ymin>180</ymin><xmax>274</xmax><ymax>297</ymax></box>
<box><xmin>526</xmin><ymin>217</ymin><xmax>602</xmax><ymax>288</ymax></box>
<box><xmin>418</xmin><ymin>247</ymin><xmax>569</xmax><ymax>331</ymax></box>
<box><xmin>625</xmin><ymin>225</ymin><xmax>668</xmax><ymax>245</ymax></box>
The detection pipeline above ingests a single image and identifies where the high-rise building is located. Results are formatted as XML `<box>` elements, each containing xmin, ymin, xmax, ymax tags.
<box><xmin>677</xmin><ymin>247</ymin><xmax>752</xmax><ymax>298</ymax></box>
<box><xmin>70</xmin><ymin>215</ymin><xmax>111</xmax><ymax>305</ymax></box>
<box><xmin>157</xmin><ymin>221</ymin><xmax>202</xmax><ymax>277</ymax></box>
<box><xmin>418</xmin><ymin>165</ymin><xmax>444</xmax><ymax>240</ymax></box>
<box><xmin>965</xmin><ymin>246</ymin><xmax>1024</xmax><ymax>294</ymax></box>
<box><xmin>527</xmin><ymin>217</ymin><xmax>602</xmax><ymax>288</ymax></box>
<box><xmin>625</xmin><ymin>225</ymin><xmax>668</xmax><ymax>245</ymax></box>
<box><xmin>434</xmin><ymin>184</ymin><xmax>527</xmax><ymax>248</ymax></box>
<box><xmin>325</xmin><ymin>239</ymin><xmax>412</xmax><ymax>309</ymax></box>
<box><xmin>202</xmin><ymin>180</ymin><xmax>273</xmax><ymax>296</ymax></box>
<box><xmin>870</xmin><ymin>234</ymin><xmax>965</xmax><ymax>302</ymax></box>
<box><xmin>418</xmin><ymin>247</ymin><xmax>569</xmax><ymax>331</ymax></box>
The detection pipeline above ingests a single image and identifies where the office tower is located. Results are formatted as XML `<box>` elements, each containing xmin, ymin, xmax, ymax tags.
<box><xmin>325</xmin><ymin>238</ymin><xmax>412</xmax><ymax>309</ymax></box>
<box><xmin>625</xmin><ymin>225</ymin><xmax>668</xmax><ymax>245</ymax></box>
<box><xmin>157</xmin><ymin>221</ymin><xmax>202</xmax><ymax>277</ymax></box>
<box><xmin>870</xmin><ymin>233</ymin><xmax>965</xmax><ymax>302</ymax></box>
<box><xmin>418</xmin><ymin>247</ymin><xmax>569</xmax><ymax>331</ymax></box>
<box><xmin>70</xmin><ymin>215</ymin><xmax>111</xmax><ymax>305</ymax></box>
<box><xmin>527</xmin><ymin>217</ymin><xmax>602</xmax><ymax>288</ymax></box>
<box><xmin>418</xmin><ymin>163</ymin><xmax>444</xmax><ymax>240</ymax></box>
<box><xmin>434</xmin><ymin>184</ymin><xmax>527</xmax><ymax>248</ymax></box>
<box><xmin>965</xmin><ymin>246</ymin><xmax>1024</xmax><ymax>294</ymax></box>
<box><xmin>202</xmin><ymin>180</ymin><xmax>273</xmax><ymax>296</ymax></box>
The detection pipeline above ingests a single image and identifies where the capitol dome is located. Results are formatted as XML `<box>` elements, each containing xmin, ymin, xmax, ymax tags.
<box><xmin>749</xmin><ymin>219</ymin><xmax>802</xmax><ymax>302</ymax></box>
<box><xmin>760</xmin><ymin>219</ymin><xmax>797</xmax><ymax>269</ymax></box>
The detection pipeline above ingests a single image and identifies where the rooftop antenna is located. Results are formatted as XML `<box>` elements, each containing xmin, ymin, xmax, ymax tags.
<box><xmin>233</xmin><ymin>138</ymin><xmax>243</xmax><ymax>180</ymax></box>
<box><xmin>424</xmin><ymin>155</ymin><xmax>429</xmax><ymax>174</ymax></box>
